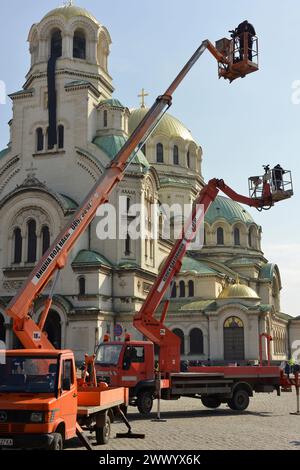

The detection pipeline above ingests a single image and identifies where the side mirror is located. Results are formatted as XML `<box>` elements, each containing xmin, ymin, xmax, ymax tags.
<box><xmin>62</xmin><ymin>378</ymin><xmax>71</xmax><ymax>391</ymax></box>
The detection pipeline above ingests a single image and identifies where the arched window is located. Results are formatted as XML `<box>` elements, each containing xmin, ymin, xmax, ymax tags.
<box><xmin>156</xmin><ymin>143</ymin><xmax>164</xmax><ymax>163</ymax></box>
<box><xmin>44</xmin><ymin>310</ymin><xmax>61</xmax><ymax>349</ymax></box>
<box><xmin>79</xmin><ymin>277</ymin><xmax>86</xmax><ymax>296</ymax></box>
<box><xmin>103</xmin><ymin>110</ymin><xmax>108</xmax><ymax>127</ymax></box>
<box><xmin>36</xmin><ymin>128</ymin><xmax>44</xmax><ymax>152</ymax></box>
<box><xmin>150</xmin><ymin>240</ymin><xmax>154</xmax><ymax>260</ymax></box>
<box><xmin>27</xmin><ymin>219</ymin><xmax>37</xmax><ymax>263</ymax></box>
<box><xmin>217</xmin><ymin>227</ymin><xmax>224</xmax><ymax>245</ymax></box>
<box><xmin>42</xmin><ymin>226</ymin><xmax>50</xmax><ymax>255</ymax></box>
<box><xmin>13</xmin><ymin>228</ymin><xmax>22</xmax><ymax>264</ymax></box>
<box><xmin>203</xmin><ymin>227</ymin><xmax>207</xmax><ymax>246</ymax></box>
<box><xmin>58</xmin><ymin>125</ymin><xmax>64</xmax><ymax>149</ymax></box>
<box><xmin>51</xmin><ymin>29</ymin><xmax>62</xmax><ymax>58</ymax></box>
<box><xmin>224</xmin><ymin>316</ymin><xmax>245</xmax><ymax>361</ymax></box>
<box><xmin>190</xmin><ymin>328</ymin><xmax>204</xmax><ymax>354</ymax></box>
<box><xmin>0</xmin><ymin>314</ymin><xmax>5</xmax><ymax>343</ymax></box>
<box><xmin>125</xmin><ymin>233</ymin><xmax>131</xmax><ymax>255</ymax></box>
<box><xmin>173</xmin><ymin>145</ymin><xmax>179</xmax><ymax>165</ymax></box>
<box><xmin>179</xmin><ymin>280</ymin><xmax>185</xmax><ymax>298</ymax></box>
<box><xmin>248</xmin><ymin>227</ymin><xmax>255</xmax><ymax>248</ymax></box>
<box><xmin>187</xmin><ymin>151</ymin><xmax>190</xmax><ymax>168</ymax></box>
<box><xmin>234</xmin><ymin>227</ymin><xmax>240</xmax><ymax>246</ymax></box>
<box><xmin>173</xmin><ymin>328</ymin><xmax>185</xmax><ymax>355</ymax></box>
<box><xmin>73</xmin><ymin>30</ymin><xmax>86</xmax><ymax>59</ymax></box>
<box><xmin>171</xmin><ymin>282</ymin><xmax>177</xmax><ymax>298</ymax></box>
<box><xmin>188</xmin><ymin>280</ymin><xmax>194</xmax><ymax>297</ymax></box>
<box><xmin>46</xmin><ymin>128</ymin><xmax>54</xmax><ymax>150</ymax></box>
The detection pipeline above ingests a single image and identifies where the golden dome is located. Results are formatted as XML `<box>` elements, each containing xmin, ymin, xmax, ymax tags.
<box><xmin>43</xmin><ymin>5</ymin><xmax>98</xmax><ymax>23</ymax></box>
<box><xmin>129</xmin><ymin>107</ymin><xmax>196</xmax><ymax>143</ymax></box>
<box><xmin>218</xmin><ymin>283</ymin><xmax>259</xmax><ymax>299</ymax></box>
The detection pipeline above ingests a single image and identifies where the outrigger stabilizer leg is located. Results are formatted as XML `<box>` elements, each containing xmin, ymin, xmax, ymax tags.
<box><xmin>115</xmin><ymin>406</ymin><xmax>145</xmax><ymax>439</ymax></box>
<box><xmin>76</xmin><ymin>422</ymin><xmax>94</xmax><ymax>451</ymax></box>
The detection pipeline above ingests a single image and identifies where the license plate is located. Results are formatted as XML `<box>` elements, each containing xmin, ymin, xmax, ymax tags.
<box><xmin>0</xmin><ymin>439</ymin><xmax>13</xmax><ymax>446</ymax></box>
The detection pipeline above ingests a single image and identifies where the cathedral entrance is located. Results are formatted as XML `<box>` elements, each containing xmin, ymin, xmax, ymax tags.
<box><xmin>223</xmin><ymin>316</ymin><xmax>245</xmax><ymax>361</ymax></box>
<box><xmin>44</xmin><ymin>310</ymin><xmax>62</xmax><ymax>349</ymax></box>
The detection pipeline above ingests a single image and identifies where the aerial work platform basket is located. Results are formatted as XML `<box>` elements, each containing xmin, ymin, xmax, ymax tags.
<box><xmin>216</xmin><ymin>32</ymin><xmax>259</xmax><ymax>82</ymax></box>
<box><xmin>249</xmin><ymin>167</ymin><xmax>293</xmax><ymax>203</ymax></box>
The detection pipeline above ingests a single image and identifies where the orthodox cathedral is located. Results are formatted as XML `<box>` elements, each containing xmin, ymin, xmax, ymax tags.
<box><xmin>0</xmin><ymin>4</ymin><xmax>298</xmax><ymax>363</ymax></box>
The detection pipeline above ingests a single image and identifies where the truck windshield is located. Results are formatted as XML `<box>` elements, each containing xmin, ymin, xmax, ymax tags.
<box><xmin>0</xmin><ymin>356</ymin><xmax>58</xmax><ymax>393</ymax></box>
<box><xmin>96</xmin><ymin>344</ymin><xmax>122</xmax><ymax>366</ymax></box>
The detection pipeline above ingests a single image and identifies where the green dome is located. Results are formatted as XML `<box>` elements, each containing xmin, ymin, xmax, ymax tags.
<box><xmin>43</xmin><ymin>5</ymin><xmax>98</xmax><ymax>23</ymax></box>
<box><xmin>93</xmin><ymin>134</ymin><xmax>149</xmax><ymax>169</ymax></box>
<box><xmin>129</xmin><ymin>107</ymin><xmax>196</xmax><ymax>143</ymax></box>
<box><xmin>72</xmin><ymin>250</ymin><xmax>112</xmax><ymax>267</ymax></box>
<box><xmin>99</xmin><ymin>99</ymin><xmax>125</xmax><ymax>109</ymax></box>
<box><xmin>205</xmin><ymin>195</ymin><xmax>254</xmax><ymax>225</ymax></box>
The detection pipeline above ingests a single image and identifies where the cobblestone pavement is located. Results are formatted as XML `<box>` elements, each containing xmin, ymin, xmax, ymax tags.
<box><xmin>67</xmin><ymin>392</ymin><xmax>300</xmax><ymax>450</ymax></box>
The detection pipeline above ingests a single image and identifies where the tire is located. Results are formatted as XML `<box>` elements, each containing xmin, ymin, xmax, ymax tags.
<box><xmin>50</xmin><ymin>433</ymin><xmax>63</xmax><ymax>450</ymax></box>
<box><xmin>228</xmin><ymin>389</ymin><xmax>250</xmax><ymax>411</ymax></box>
<box><xmin>137</xmin><ymin>390</ymin><xmax>153</xmax><ymax>415</ymax></box>
<box><xmin>201</xmin><ymin>396</ymin><xmax>222</xmax><ymax>409</ymax></box>
<box><xmin>95</xmin><ymin>415</ymin><xmax>111</xmax><ymax>445</ymax></box>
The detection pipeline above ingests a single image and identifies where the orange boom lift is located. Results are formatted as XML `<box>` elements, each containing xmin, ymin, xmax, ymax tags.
<box><xmin>1</xmin><ymin>27</ymin><xmax>262</xmax><ymax>448</ymax></box>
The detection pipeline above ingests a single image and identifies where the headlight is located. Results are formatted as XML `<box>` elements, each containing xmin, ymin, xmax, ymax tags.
<box><xmin>30</xmin><ymin>412</ymin><xmax>43</xmax><ymax>423</ymax></box>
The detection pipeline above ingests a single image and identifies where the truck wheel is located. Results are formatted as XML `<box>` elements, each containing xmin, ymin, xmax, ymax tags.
<box><xmin>50</xmin><ymin>433</ymin><xmax>63</xmax><ymax>450</ymax></box>
<box><xmin>228</xmin><ymin>389</ymin><xmax>250</xmax><ymax>411</ymax></box>
<box><xmin>201</xmin><ymin>397</ymin><xmax>222</xmax><ymax>409</ymax></box>
<box><xmin>95</xmin><ymin>415</ymin><xmax>111</xmax><ymax>445</ymax></box>
<box><xmin>137</xmin><ymin>390</ymin><xmax>153</xmax><ymax>415</ymax></box>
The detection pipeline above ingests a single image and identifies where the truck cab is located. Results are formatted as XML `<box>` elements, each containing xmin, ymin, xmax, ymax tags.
<box><xmin>95</xmin><ymin>340</ymin><xmax>156</xmax><ymax>414</ymax></box>
<box><xmin>0</xmin><ymin>349</ymin><xmax>77</xmax><ymax>450</ymax></box>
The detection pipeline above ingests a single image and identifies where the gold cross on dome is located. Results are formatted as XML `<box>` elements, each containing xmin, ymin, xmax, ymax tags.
<box><xmin>138</xmin><ymin>88</ymin><xmax>149</xmax><ymax>108</ymax></box>
<box><xmin>63</xmin><ymin>0</ymin><xmax>74</xmax><ymax>7</ymax></box>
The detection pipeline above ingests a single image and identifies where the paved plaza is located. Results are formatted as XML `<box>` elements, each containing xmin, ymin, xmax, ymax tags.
<box><xmin>67</xmin><ymin>391</ymin><xmax>300</xmax><ymax>451</ymax></box>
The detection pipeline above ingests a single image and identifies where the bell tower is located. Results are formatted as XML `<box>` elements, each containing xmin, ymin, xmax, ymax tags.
<box><xmin>7</xmin><ymin>4</ymin><xmax>115</xmax><ymax>197</ymax></box>
<box><xmin>26</xmin><ymin>3</ymin><xmax>113</xmax><ymax>96</ymax></box>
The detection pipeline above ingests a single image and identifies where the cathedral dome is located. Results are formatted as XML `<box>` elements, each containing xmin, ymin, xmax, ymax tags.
<box><xmin>129</xmin><ymin>107</ymin><xmax>196</xmax><ymax>143</ymax></box>
<box><xmin>218</xmin><ymin>282</ymin><xmax>259</xmax><ymax>299</ymax></box>
<box><xmin>205</xmin><ymin>196</ymin><xmax>254</xmax><ymax>226</ymax></box>
<box><xmin>43</xmin><ymin>5</ymin><xmax>98</xmax><ymax>23</ymax></box>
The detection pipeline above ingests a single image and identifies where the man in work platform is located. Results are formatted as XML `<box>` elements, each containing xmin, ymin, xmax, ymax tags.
<box><xmin>230</xmin><ymin>20</ymin><xmax>256</xmax><ymax>61</ymax></box>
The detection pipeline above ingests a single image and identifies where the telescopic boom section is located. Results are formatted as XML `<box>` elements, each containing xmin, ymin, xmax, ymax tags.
<box><xmin>133</xmin><ymin>179</ymin><xmax>274</xmax><ymax>374</ymax></box>
<box><xmin>5</xmin><ymin>38</ymin><xmax>233</xmax><ymax>350</ymax></box>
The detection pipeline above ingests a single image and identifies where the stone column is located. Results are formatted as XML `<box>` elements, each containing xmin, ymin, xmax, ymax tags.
<box><xmin>63</xmin><ymin>34</ymin><xmax>72</xmax><ymax>59</ymax></box>
<box><xmin>90</xmin><ymin>39</ymin><xmax>98</xmax><ymax>64</ymax></box>
<box><xmin>184</xmin><ymin>334</ymin><xmax>189</xmax><ymax>355</ymax></box>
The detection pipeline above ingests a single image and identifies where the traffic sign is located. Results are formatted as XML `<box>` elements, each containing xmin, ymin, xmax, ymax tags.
<box><xmin>114</xmin><ymin>324</ymin><xmax>123</xmax><ymax>337</ymax></box>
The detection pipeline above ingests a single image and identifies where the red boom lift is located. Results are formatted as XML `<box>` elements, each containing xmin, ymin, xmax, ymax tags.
<box><xmin>95</xmin><ymin>174</ymin><xmax>294</xmax><ymax>414</ymax></box>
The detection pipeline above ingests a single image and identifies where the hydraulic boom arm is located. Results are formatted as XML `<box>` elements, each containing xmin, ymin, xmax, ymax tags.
<box><xmin>133</xmin><ymin>178</ymin><xmax>278</xmax><ymax>374</ymax></box>
<box><xmin>5</xmin><ymin>38</ymin><xmax>239</xmax><ymax>350</ymax></box>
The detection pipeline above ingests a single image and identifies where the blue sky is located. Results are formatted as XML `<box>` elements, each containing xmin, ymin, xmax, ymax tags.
<box><xmin>0</xmin><ymin>0</ymin><xmax>299</xmax><ymax>315</ymax></box>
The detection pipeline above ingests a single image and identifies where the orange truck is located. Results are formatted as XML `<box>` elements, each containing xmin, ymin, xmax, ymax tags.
<box><xmin>0</xmin><ymin>28</ymin><xmax>261</xmax><ymax>449</ymax></box>
<box><xmin>0</xmin><ymin>349</ymin><xmax>129</xmax><ymax>449</ymax></box>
